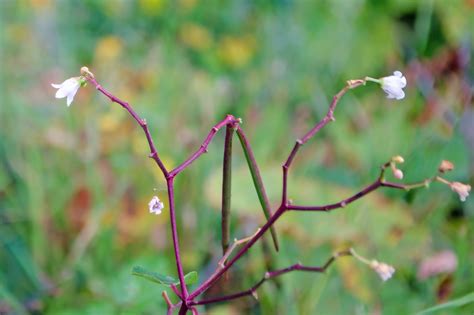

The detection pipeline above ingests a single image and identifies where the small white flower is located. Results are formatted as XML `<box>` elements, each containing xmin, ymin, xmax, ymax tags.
<box><xmin>370</xmin><ymin>260</ymin><xmax>395</xmax><ymax>281</ymax></box>
<box><xmin>450</xmin><ymin>182</ymin><xmax>471</xmax><ymax>202</ymax></box>
<box><xmin>51</xmin><ymin>77</ymin><xmax>81</xmax><ymax>106</ymax></box>
<box><xmin>380</xmin><ymin>71</ymin><xmax>407</xmax><ymax>100</ymax></box>
<box><xmin>148</xmin><ymin>196</ymin><xmax>164</xmax><ymax>215</ymax></box>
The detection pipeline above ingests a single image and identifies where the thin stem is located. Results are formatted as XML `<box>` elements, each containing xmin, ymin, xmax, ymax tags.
<box><xmin>86</xmin><ymin>76</ymin><xmax>169</xmax><ymax>177</ymax></box>
<box><xmin>166</xmin><ymin>300</ymin><xmax>181</xmax><ymax>315</ymax></box>
<box><xmin>236</xmin><ymin>126</ymin><xmax>280</xmax><ymax>251</ymax></box>
<box><xmin>221</xmin><ymin>125</ymin><xmax>234</xmax><ymax>254</ymax></box>
<box><xmin>86</xmin><ymin>76</ymin><xmax>189</xmax><ymax>307</ymax></box>
<box><xmin>169</xmin><ymin>115</ymin><xmax>239</xmax><ymax>178</ymax></box>
<box><xmin>190</xmin><ymin>250</ymin><xmax>352</xmax><ymax>306</ymax></box>
<box><xmin>365</xmin><ymin>76</ymin><xmax>381</xmax><ymax>84</ymax></box>
<box><xmin>188</xmin><ymin>79</ymin><xmax>366</xmax><ymax>301</ymax></box>
<box><xmin>281</xmin><ymin>83</ymin><xmax>357</xmax><ymax>205</ymax></box>
<box><xmin>218</xmin><ymin>229</ymin><xmax>261</xmax><ymax>270</ymax></box>
<box><xmin>161</xmin><ymin>291</ymin><xmax>173</xmax><ymax>309</ymax></box>
<box><xmin>288</xmin><ymin>180</ymin><xmax>383</xmax><ymax>211</ymax></box>
<box><xmin>188</xmin><ymin>206</ymin><xmax>286</xmax><ymax>300</ymax></box>
<box><xmin>170</xmin><ymin>284</ymin><xmax>183</xmax><ymax>299</ymax></box>
<box><xmin>167</xmin><ymin>179</ymin><xmax>188</xmax><ymax>299</ymax></box>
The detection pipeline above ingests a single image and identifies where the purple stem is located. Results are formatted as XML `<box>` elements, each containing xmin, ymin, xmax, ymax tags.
<box><xmin>190</xmin><ymin>250</ymin><xmax>352</xmax><ymax>306</ymax></box>
<box><xmin>88</xmin><ymin>75</ymin><xmax>410</xmax><ymax>312</ymax></box>
<box><xmin>281</xmin><ymin>84</ymin><xmax>351</xmax><ymax>205</ymax></box>
<box><xmin>86</xmin><ymin>76</ymin><xmax>192</xmax><ymax>310</ymax></box>
<box><xmin>87</xmin><ymin>77</ymin><xmax>169</xmax><ymax>177</ymax></box>
<box><xmin>287</xmin><ymin>180</ymin><xmax>382</xmax><ymax>211</ymax></box>
<box><xmin>167</xmin><ymin>178</ymin><xmax>189</xmax><ymax>300</ymax></box>
<box><xmin>189</xmin><ymin>84</ymin><xmax>356</xmax><ymax>300</ymax></box>
<box><xmin>169</xmin><ymin>115</ymin><xmax>239</xmax><ymax>178</ymax></box>
<box><xmin>188</xmin><ymin>206</ymin><xmax>286</xmax><ymax>300</ymax></box>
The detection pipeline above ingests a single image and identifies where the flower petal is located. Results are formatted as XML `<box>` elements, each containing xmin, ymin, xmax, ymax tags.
<box><xmin>66</xmin><ymin>94</ymin><xmax>74</xmax><ymax>106</ymax></box>
<box><xmin>395</xmin><ymin>89</ymin><xmax>405</xmax><ymax>100</ymax></box>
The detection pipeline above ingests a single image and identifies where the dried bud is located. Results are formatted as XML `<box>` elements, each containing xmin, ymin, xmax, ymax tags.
<box><xmin>392</xmin><ymin>155</ymin><xmax>405</xmax><ymax>164</ymax></box>
<box><xmin>450</xmin><ymin>182</ymin><xmax>471</xmax><ymax>202</ymax></box>
<box><xmin>438</xmin><ymin>160</ymin><xmax>454</xmax><ymax>173</ymax></box>
<box><xmin>80</xmin><ymin>66</ymin><xmax>94</xmax><ymax>78</ymax></box>
<box><xmin>347</xmin><ymin>79</ymin><xmax>365</xmax><ymax>89</ymax></box>
<box><xmin>370</xmin><ymin>260</ymin><xmax>395</xmax><ymax>281</ymax></box>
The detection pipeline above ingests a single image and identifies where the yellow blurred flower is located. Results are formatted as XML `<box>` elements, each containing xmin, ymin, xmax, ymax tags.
<box><xmin>218</xmin><ymin>35</ymin><xmax>256</xmax><ymax>68</ymax></box>
<box><xmin>139</xmin><ymin>0</ymin><xmax>166</xmax><ymax>16</ymax></box>
<box><xmin>95</xmin><ymin>36</ymin><xmax>123</xmax><ymax>62</ymax></box>
<box><xmin>180</xmin><ymin>23</ymin><xmax>213</xmax><ymax>51</ymax></box>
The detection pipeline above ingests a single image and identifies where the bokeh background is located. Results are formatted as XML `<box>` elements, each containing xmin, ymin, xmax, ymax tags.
<box><xmin>1</xmin><ymin>0</ymin><xmax>473</xmax><ymax>314</ymax></box>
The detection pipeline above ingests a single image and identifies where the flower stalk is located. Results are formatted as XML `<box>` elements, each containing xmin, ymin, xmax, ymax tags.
<box><xmin>57</xmin><ymin>67</ymin><xmax>470</xmax><ymax>313</ymax></box>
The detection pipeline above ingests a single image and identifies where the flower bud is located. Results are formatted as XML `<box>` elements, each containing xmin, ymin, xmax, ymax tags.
<box><xmin>450</xmin><ymin>182</ymin><xmax>471</xmax><ymax>202</ymax></box>
<box><xmin>393</xmin><ymin>168</ymin><xmax>404</xmax><ymax>180</ymax></box>
<box><xmin>80</xmin><ymin>66</ymin><xmax>94</xmax><ymax>78</ymax></box>
<box><xmin>392</xmin><ymin>155</ymin><xmax>405</xmax><ymax>164</ymax></box>
<box><xmin>438</xmin><ymin>160</ymin><xmax>454</xmax><ymax>173</ymax></box>
<box><xmin>370</xmin><ymin>260</ymin><xmax>395</xmax><ymax>281</ymax></box>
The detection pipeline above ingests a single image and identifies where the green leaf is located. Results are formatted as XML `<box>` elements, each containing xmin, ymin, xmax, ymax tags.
<box><xmin>415</xmin><ymin>292</ymin><xmax>474</xmax><ymax>315</ymax></box>
<box><xmin>131</xmin><ymin>266</ymin><xmax>198</xmax><ymax>287</ymax></box>
<box><xmin>183</xmin><ymin>271</ymin><xmax>199</xmax><ymax>285</ymax></box>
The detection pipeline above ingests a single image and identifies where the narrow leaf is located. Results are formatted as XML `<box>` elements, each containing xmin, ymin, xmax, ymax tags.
<box><xmin>415</xmin><ymin>292</ymin><xmax>474</xmax><ymax>315</ymax></box>
<box><xmin>236</xmin><ymin>127</ymin><xmax>279</xmax><ymax>251</ymax></box>
<box><xmin>132</xmin><ymin>266</ymin><xmax>198</xmax><ymax>287</ymax></box>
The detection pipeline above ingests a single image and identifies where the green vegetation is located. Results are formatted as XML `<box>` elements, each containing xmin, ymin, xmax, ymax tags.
<box><xmin>0</xmin><ymin>1</ymin><xmax>472</xmax><ymax>314</ymax></box>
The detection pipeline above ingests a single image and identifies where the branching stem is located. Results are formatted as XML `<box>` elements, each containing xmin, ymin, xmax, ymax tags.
<box><xmin>85</xmin><ymin>73</ymin><xmax>441</xmax><ymax>314</ymax></box>
<box><xmin>190</xmin><ymin>250</ymin><xmax>352</xmax><ymax>306</ymax></box>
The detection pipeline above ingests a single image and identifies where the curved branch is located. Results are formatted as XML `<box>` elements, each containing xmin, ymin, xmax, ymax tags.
<box><xmin>86</xmin><ymin>76</ymin><xmax>169</xmax><ymax>177</ymax></box>
<box><xmin>169</xmin><ymin>115</ymin><xmax>239</xmax><ymax>178</ymax></box>
<box><xmin>190</xmin><ymin>250</ymin><xmax>352</xmax><ymax>306</ymax></box>
<box><xmin>281</xmin><ymin>81</ymin><xmax>364</xmax><ymax>204</ymax></box>
<box><xmin>288</xmin><ymin>180</ymin><xmax>383</xmax><ymax>211</ymax></box>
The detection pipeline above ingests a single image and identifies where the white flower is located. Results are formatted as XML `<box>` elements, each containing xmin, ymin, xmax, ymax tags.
<box><xmin>370</xmin><ymin>260</ymin><xmax>395</xmax><ymax>281</ymax></box>
<box><xmin>380</xmin><ymin>71</ymin><xmax>407</xmax><ymax>100</ymax></box>
<box><xmin>51</xmin><ymin>77</ymin><xmax>81</xmax><ymax>106</ymax></box>
<box><xmin>148</xmin><ymin>196</ymin><xmax>164</xmax><ymax>215</ymax></box>
<box><xmin>450</xmin><ymin>182</ymin><xmax>471</xmax><ymax>202</ymax></box>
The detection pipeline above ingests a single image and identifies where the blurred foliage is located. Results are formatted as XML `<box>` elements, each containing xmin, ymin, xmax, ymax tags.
<box><xmin>0</xmin><ymin>0</ymin><xmax>473</xmax><ymax>314</ymax></box>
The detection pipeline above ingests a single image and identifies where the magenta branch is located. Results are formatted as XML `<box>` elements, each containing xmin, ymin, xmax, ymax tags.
<box><xmin>52</xmin><ymin>66</ymin><xmax>471</xmax><ymax>315</ymax></box>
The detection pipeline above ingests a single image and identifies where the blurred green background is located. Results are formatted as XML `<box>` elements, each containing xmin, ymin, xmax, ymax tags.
<box><xmin>1</xmin><ymin>0</ymin><xmax>473</xmax><ymax>314</ymax></box>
